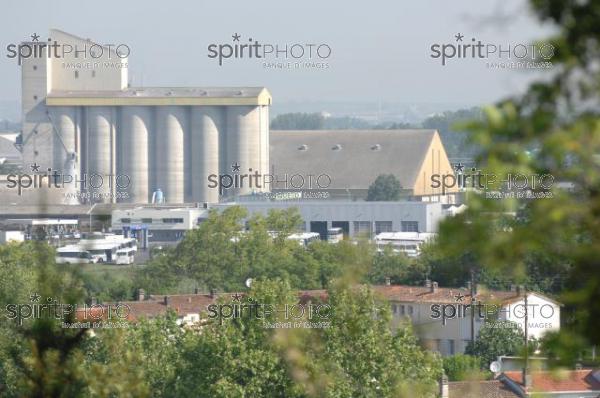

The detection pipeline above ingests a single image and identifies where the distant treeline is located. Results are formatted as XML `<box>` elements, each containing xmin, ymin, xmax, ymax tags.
<box><xmin>270</xmin><ymin>108</ymin><xmax>482</xmax><ymax>158</ymax></box>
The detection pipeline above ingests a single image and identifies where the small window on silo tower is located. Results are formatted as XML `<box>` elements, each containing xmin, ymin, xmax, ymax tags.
<box><xmin>92</xmin><ymin>70</ymin><xmax>96</xmax><ymax>78</ymax></box>
<box><xmin>74</xmin><ymin>71</ymin><xmax>79</xmax><ymax>78</ymax></box>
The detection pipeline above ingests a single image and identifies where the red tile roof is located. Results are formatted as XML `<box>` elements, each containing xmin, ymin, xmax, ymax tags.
<box><xmin>448</xmin><ymin>380</ymin><xmax>520</xmax><ymax>398</ymax></box>
<box><xmin>373</xmin><ymin>284</ymin><xmax>522</xmax><ymax>304</ymax></box>
<box><xmin>502</xmin><ymin>369</ymin><xmax>600</xmax><ymax>393</ymax></box>
<box><xmin>110</xmin><ymin>293</ymin><xmax>219</xmax><ymax>320</ymax></box>
<box><xmin>81</xmin><ymin>283</ymin><xmax>557</xmax><ymax>323</ymax></box>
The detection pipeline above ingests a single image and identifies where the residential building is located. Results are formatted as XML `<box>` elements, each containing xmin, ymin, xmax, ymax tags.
<box><xmin>374</xmin><ymin>282</ymin><xmax>561</xmax><ymax>358</ymax></box>
<box><xmin>85</xmin><ymin>282</ymin><xmax>560</xmax><ymax>364</ymax></box>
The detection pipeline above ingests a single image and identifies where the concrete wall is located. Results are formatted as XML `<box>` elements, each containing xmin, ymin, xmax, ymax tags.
<box><xmin>48</xmin><ymin>29</ymin><xmax>127</xmax><ymax>92</ymax></box>
<box><xmin>224</xmin><ymin>106</ymin><xmax>262</xmax><ymax>197</ymax></box>
<box><xmin>120</xmin><ymin>106</ymin><xmax>152</xmax><ymax>203</ymax></box>
<box><xmin>155</xmin><ymin>106</ymin><xmax>187</xmax><ymax>203</ymax></box>
<box><xmin>190</xmin><ymin>106</ymin><xmax>222</xmax><ymax>203</ymax></box>
<box><xmin>85</xmin><ymin>106</ymin><xmax>115</xmax><ymax>201</ymax></box>
<box><xmin>21</xmin><ymin>45</ymin><xmax>53</xmax><ymax>168</ymax></box>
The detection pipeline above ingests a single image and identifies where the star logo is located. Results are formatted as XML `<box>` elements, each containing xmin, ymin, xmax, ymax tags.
<box><xmin>29</xmin><ymin>292</ymin><xmax>41</xmax><ymax>302</ymax></box>
<box><xmin>453</xmin><ymin>163</ymin><xmax>465</xmax><ymax>173</ymax></box>
<box><xmin>231</xmin><ymin>162</ymin><xmax>241</xmax><ymax>172</ymax></box>
<box><xmin>30</xmin><ymin>33</ymin><xmax>40</xmax><ymax>42</ymax></box>
<box><xmin>454</xmin><ymin>293</ymin><xmax>465</xmax><ymax>302</ymax></box>
<box><xmin>232</xmin><ymin>33</ymin><xmax>241</xmax><ymax>42</ymax></box>
<box><xmin>455</xmin><ymin>33</ymin><xmax>464</xmax><ymax>42</ymax></box>
<box><xmin>30</xmin><ymin>163</ymin><xmax>40</xmax><ymax>172</ymax></box>
<box><xmin>231</xmin><ymin>293</ymin><xmax>243</xmax><ymax>302</ymax></box>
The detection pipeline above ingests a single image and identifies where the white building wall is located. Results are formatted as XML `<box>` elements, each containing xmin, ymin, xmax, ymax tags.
<box><xmin>213</xmin><ymin>201</ymin><xmax>443</xmax><ymax>234</ymax></box>
<box><xmin>500</xmin><ymin>294</ymin><xmax>561</xmax><ymax>340</ymax></box>
<box><xmin>112</xmin><ymin>208</ymin><xmax>205</xmax><ymax>231</ymax></box>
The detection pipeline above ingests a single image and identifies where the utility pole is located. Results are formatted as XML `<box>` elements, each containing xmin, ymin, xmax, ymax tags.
<box><xmin>470</xmin><ymin>268</ymin><xmax>475</xmax><ymax>344</ymax></box>
<box><xmin>524</xmin><ymin>285</ymin><xmax>529</xmax><ymax>383</ymax></box>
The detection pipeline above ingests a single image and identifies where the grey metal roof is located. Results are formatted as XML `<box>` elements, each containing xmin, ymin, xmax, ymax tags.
<box><xmin>269</xmin><ymin>130</ymin><xmax>438</xmax><ymax>190</ymax></box>
<box><xmin>48</xmin><ymin>87</ymin><xmax>267</xmax><ymax>99</ymax></box>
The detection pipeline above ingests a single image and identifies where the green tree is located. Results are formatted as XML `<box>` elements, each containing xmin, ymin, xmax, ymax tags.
<box><xmin>169</xmin><ymin>279</ymin><xmax>442</xmax><ymax>397</ymax></box>
<box><xmin>0</xmin><ymin>241</ymin><xmax>149</xmax><ymax>397</ymax></box>
<box><xmin>137</xmin><ymin>206</ymin><xmax>376</xmax><ymax>292</ymax></box>
<box><xmin>465</xmin><ymin>322</ymin><xmax>525</xmax><ymax>369</ymax></box>
<box><xmin>321</xmin><ymin>283</ymin><xmax>443</xmax><ymax>397</ymax></box>
<box><xmin>368</xmin><ymin>247</ymin><xmax>426</xmax><ymax>285</ymax></box>
<box><xmin>430</xmin><ymin>0</ymin><xmax>600</xmax><ymax>366</ymax></box>
<box><xmin>442</xmin><ymin>354</ymin><xmax>486</xmax><ymax>381</ymax></box>
<box><xmin>366</xmin><ymin>174</ymin><xmax>402</xmax><ymax>201</ymax></box>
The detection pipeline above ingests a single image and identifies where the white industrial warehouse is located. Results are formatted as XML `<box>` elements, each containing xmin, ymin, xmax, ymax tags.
<box><xmin>21</xmin><ymin>29</ymin><xmax>270</xmax><ymax>204</ymax></box>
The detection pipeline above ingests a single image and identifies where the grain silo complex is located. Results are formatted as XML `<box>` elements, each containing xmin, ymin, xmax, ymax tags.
<box><xmin>20</xmin><ymin>29</ymin><xmax>271</xmax><ymax>204</ymax></box>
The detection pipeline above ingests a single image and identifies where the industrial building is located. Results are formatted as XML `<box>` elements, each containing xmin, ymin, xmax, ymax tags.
<box><xmin>269</xmin><ymin>129</ymin><xmax>459</xmax><ymax>202</ymax></box>
<box><xmin>112</xmin><ymin>206</ymin><xmax>205</xmax><ymax>245</ymax></box>
<box><xmin>17</xmin><ymin>29</ymin><xmax>460</xmax><ymax>210</ymax></box>
<box><xmin>111</xmin><ymin>200</ymin><xmax>449</xmax><ymax>245</ymax></box>
<box><xmin>20</xmin><ymin>29</ymin><xmax>270</xmax><ymax>205</ymax></box>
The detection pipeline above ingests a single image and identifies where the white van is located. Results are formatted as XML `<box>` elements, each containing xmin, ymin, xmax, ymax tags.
<box><xmin>115</xmin><ymin>248</ymin><xmax>135</xmax><ymax>265</ymax></box>
<box><xmin>287</xmin><ymin>232</ymin><xmax>321</xmax><ymax>247</ymax></box>
<box><xmin>327</xmin><ymin>227</ymin><xmax>344</xmax><ymax>244</ymax></box>
<box><xmin>56</xmin><ymin>246</ymin><xmax>96</xmax><ymax>264</ymax></box>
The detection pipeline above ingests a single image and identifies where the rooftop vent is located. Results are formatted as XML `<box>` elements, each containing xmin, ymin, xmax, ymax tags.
<box><xmin>332</xmin><ymin>144</ymin><xmax>342</xmax><ymax>151</ymax></box>
<box><xmin>235</xmin><ymin>90</ymin><xmax>244</xmax><ymax>96</ymax></box>
<box><xmin>165</xmin><ymin>90</ymin><xmax>173</xmax><ymax>96</ymax></box>
<box><xmin>298</xmin><ymin>144</ymin><xmax>308</xmax><ymax>151</ymax></box>
<box><xmin>371</xmin><ymin>144</ymin><xmax>381</xmax><ymax>151</ymax></box>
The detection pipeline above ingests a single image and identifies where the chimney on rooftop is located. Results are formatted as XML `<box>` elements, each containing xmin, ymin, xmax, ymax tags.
<box><xmin>431</xmin><ymin>281</ymin><xmax>438</xmax><ymax>293</ymax></box>
<box><xmin>137</xmin><ymin>289</ymin><xmax>145</xmax><ymax>301</ymax></box>
<box><xmin>194</xmin><ymin>287</ymin><xmax>199</xmax><ymax>295</ymax></box>
<box><xmin>439</xmin><ymin>374</ymin><xmax>449</xmax><ymax>398</ymax></box>
<box><xmin>163</xmin><ymin>296</ymin><xmax>170</xmax><ymax>305</ymax></box>
<box><xmin>575</xmin><ymin>363</ymin><xmax>583</xmax><ymax>370</ymax></box>
<box><xmin>90</xmin><ymin>296</ymin><xmax>97</xmax><ymax>305</ymax></box>
<box><xmin>466</xmin><ymin>281</ymin><xmax>472</xmax><ymax>291</ymax></box>
<box><xmin>385</xmin><ymin>277</ymin><xmax>391</xmax><ymax>286</ymax></box>
<box><xmin>210</xmin><ymin>288</ymin><xmax>216</xmax><ymax>298</ymax></box>
<box><xmin>510</xmin><ymin>284</ymin><xmax>517</xmax><ymax>292</ymax></box>
<box><xmin>425</xmin><ymin>279</ymin><xmax>432</xmax><ymax>288</ymax></box>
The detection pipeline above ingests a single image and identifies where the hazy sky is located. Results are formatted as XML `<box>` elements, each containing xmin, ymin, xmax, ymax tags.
<box><xmin>0</xmin><ymin>0</ymin><xmax>555</xmax><ymax>110</ymax></box>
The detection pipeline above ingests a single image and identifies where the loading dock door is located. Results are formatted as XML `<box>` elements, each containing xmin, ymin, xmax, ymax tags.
<box><xmin>309</xmin><ymin>221</ymin><xmax>328</xmax><ymax>240</ymax></box>
<box><xmin>331</xmin><ymin>221</ymin><xmax>349</xmax><ymax>238</ymax></box>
